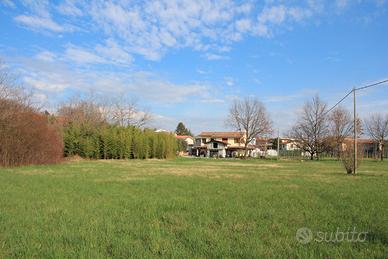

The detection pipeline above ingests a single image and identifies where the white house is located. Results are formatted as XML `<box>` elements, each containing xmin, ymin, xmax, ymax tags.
<box><xmin>192</xmin><ymin>132</ymin><xmax>255</xmax><ymax>158</ymax></box>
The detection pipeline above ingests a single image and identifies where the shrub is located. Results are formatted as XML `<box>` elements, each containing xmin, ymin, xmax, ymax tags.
<box><xmin>0</xmin><ymin>99</ymin><xmax>63</xmax><ymax>167</ymax></box>
<box><xmin>340</xmin><ymin>144</ymin><xmax>363</xmax><ymax>174</ymax></box>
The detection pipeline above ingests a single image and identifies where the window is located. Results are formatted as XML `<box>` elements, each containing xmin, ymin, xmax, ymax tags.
<box><xmin>202</xmin><ymin>138</ymin><xmax>206</xmax><ymax>144</ymax></box>
<box><xmin>234</xmin><ymin>138</ymin><xmax>240</xmax><ymax>144</ymax></box>
<box><xmin>213</xmin><ymin>143</ymin><xmax>218</xmax><ymax>149</ymax></box>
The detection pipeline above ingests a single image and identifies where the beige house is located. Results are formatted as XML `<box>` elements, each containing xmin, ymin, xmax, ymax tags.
<box><xmin>192</xmin><ymin>132</ymin><xmax>255</xmax><ymax>158</ymax></box>
<box><xmin>176</xmin><ymin>135</ymin><xmax>194</xmax><ymax>154</ymax></box>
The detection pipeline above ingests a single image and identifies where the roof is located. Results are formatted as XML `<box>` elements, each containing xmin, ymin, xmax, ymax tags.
<box><xmin>198</xmin><ymin>132</ymin><xmax>243</xmax><ymax>138</ymax></box>
<box><xmin>344</xmin><ymin>137</ymin><xmax>376</xmax><ymax>144</ymax></box>
<box><xmin>176</xmin><ymin>135</ymin><xmax>193</xmax><ymax>139</ymax></box>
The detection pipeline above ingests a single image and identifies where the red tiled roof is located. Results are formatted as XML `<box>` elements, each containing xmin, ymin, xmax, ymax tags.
<box><xmin>198</xmin><ymin>132</ymin><xmax>243</xmax><ymax>138</ymax></box>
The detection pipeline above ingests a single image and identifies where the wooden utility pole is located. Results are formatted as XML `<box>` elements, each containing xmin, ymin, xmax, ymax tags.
<box><xmin>353</xmin><ymin>88</ymin><xmax>357</xmax><ymax>175</ymax></box>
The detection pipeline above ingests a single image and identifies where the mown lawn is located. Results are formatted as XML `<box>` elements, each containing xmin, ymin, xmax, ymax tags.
<box><xmin>0</xmin><ymin>158</ymin><xmax>387</xmax><ymax>258</ymax></box>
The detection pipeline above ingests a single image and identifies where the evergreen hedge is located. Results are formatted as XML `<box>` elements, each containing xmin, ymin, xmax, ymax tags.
<box><xmin>63</xmin><ymin>124</ymin><xmax>177</xmax><ymax>159</ymax></box>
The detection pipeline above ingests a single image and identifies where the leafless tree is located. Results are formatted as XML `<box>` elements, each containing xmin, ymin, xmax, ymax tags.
<box><xmin>289</xmin><ymin>95</ymin><xmax>329</xmax><ymax>160</ymax></box>
<box><xmin>1</xmin><ymin>61</ymin><xmax>63</xmax><ymax>167</ymax></box>
<box><xmin>341</xmin><ymin>143</ymin><xmax>363</xmax><ymax>175</ymax></box>
<box><xmin>57</xmin><ymin>96</ymin><xmax>106</xmax><ymax>129</ymax></box>
<box><xmin>105</xmin><ymin>96</ymin><xmax>152</xmax><ymax>128</ymax></box>
<box><xmin>364</xmin><ymin>113</ymin><xmax>388</xmax><ymax>161</ymax></box>
<box><xmin>226</xmin><ymin>96</ymin><xmax>272</xmax><ymax>159</ymax></box>
<box><xmin>328</xmin><ymin>106</ymin><xmax>362</xmax><ymax>159</ymax></box>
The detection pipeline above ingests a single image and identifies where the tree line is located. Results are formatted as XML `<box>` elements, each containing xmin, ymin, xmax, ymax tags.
<box><xmin>0</xmin><ymin>63</ymin><xmax>178</xmax><ymax>167</ymax></box>
<box><xmin>226</xmin><ymin>96</ymin><xmax>387</xmax><ymax>174</ymax></box>
<box><xmin>60</xmin><ymin>99</ymin><xmax>177</xmax><ymax>159</ymax></box>
<box><xmin>288</xmin><ymin>95</ymin><xmax>387</xmax><ymax>162</ymax></box>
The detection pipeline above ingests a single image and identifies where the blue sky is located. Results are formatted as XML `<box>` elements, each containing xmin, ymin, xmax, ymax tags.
<box><xmin>1</xmin><ymin>0</ymin><xmax>388</xmax><ymax>134</ymax></box>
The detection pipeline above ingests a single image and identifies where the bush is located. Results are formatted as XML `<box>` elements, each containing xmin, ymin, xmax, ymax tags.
<box><xmin>0</xmin><ymin>99</ymin><xmax>63</xmax><ymax>167</ymax></box>
<box><xmin>340</xmin><ymin>144</ymin><xmax>363</xmax><ymax>174</ymax></box>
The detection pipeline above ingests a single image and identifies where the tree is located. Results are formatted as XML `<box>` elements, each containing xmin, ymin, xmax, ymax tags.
<box><xmin>175</xmin><ymin>122</ymin><xmax>192</xmax><ymax>136</ymax></box>
<box><xmin>226</xmin><ymin>96</ymin><xmax>272</xmax><ymax>159</ymax></box>
<box><xmin>289</xmin><ymin>95</ymin><xmax>329</xmax><ymax>160</ymax></box>
<box><xmin>0</xmin><ymin>62</ymin><xmax>63</xmax><ymax>166</ymax></box>
<box><xmin>58</xmin><ymin>97</ymin><xmax>106</xmax><ymax>129</ymax></box>
<box><xmin>105</xmin><ymin>96</ymin><xmax>152</xmax><ymax>128</ymax></box>
<box><xmin>328</xmin><ymin>106</ymin><xmax>362</xmax><ymax>159</ymax></box>
<box><xmin>364</xmin><ymin>113</ymin><xmax>388</xmax><ymax>161</ymax></box>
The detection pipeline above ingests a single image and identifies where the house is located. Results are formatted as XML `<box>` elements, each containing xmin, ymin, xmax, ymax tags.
<box><xmin>253</xmin><ymin>137</ymin><xmax>275</xmax><ymax>157</ymax></box>
<box><xmin>342</xmin><ymin>138</ymin><xmax>379</xmax><ymax>158</ymax></box>
<box><xmin>192</xmin><ymin>132</ymin><xmax>255</xmax><ymax>158</ymax></box>
<box><xmin>255</xmin><ymin>137</ymin><xmax>273</xmax><ymax>150</ymax></box>
<box><xmin>175</xmin><ymin>135</ymin><xmax>194</xmax><ymax>154</ymax></box>
<box><xmin>278</xmin><ymin>138</ymin><xmax>300</xmax><ymax>151</ymax></box>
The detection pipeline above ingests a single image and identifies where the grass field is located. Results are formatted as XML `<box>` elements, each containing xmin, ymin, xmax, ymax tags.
<box><xmin>0</xmin><ymin>158</ymin><xmax>387</xmax><ymax>258</ymax></box>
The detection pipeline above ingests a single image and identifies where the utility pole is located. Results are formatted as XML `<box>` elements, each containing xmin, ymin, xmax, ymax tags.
<box><xmin>277</xmin><ymin>129</ymin><xmax>280</xmax><ymax>160</ymax></box>
<box><xmin>353</xmin><ymin>88</ymin><xmax>357</xmax><ymax>175</ymax></box>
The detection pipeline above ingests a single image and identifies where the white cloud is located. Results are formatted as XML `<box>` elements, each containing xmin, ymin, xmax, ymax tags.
<box><xmin>9</xmin><ymin>1</ymin><xmax>320</xmax><ymax>60</ymax></box>
<box><xmin>14</xmin><ymin>15</ymin><xmax>66</xmax><ymax>32</ymax></box>
<box><xmin>24</xmin><ymin>77</ymin><xmax>67</xmax><ymax>92</ymax></box>
<box><xmin>95</xmin><ymin>39</ymin><xmax>133</xmax><ymax>65</ymax></box>
<box><xmin>56</xmin><ymin>0</ymin><xmax>82</xmax><ymax>16</ymax></box>
<box><xmin>204</xmin><ymin>53</ymin><xmax>229</xmax><ymax>60</ymax></box>
<box><xmin>259</xmin><ymin>5</ymin><xmax>288</xmax><ymax>25</ymax></box>
<box><xmin>65</xmin><ymin>45</ymin><xmax>106</xmax><ymax>64</ymax></box>
<box><xmin>200</xmin><ymin>98</ymin><xmax>224</xmax><ymax>104</ymax></box>
<box><xmin>236</xmin><ymin>18</ymin><xmax>252</xmax><ymax>32</ymax></box>
<box><xmin>35</xmin><ymin>51</ymin><xmax>56</xmax><ymax>62</ymax></box>
<box><xmin>16</xmin><ymin>55</ymin><xmax>215</xmax><ymax>105</ymax></box>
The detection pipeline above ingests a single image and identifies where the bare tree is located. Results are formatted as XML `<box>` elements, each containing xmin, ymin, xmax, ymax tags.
<box><xmin>1</xmin><ymin>60</ymin><xmax>63</xmax><ymax>167</ymax></box>
<box><xmin>57</xmin><ymin>96</ymin><xmax>105</xmax><ymax>129</ymax></box>
<box><xmin>289</xmin><ymin>95</ymin><xmax>329</xmax><ymax>160</ymax></box>
<box><xmin>328</xmin><ymin>106</ymin><xmax>362</xmax><ymax>159</ymax></box>
<box><xmin>226</xmin><ymin>96</ymin><xmax>272</xmax><ymax>159</ymax></box>
<box><xmin>105</xmin><ymin>96</ymin><xmax>152</xmax><ymax>128</ymax></box>
<box><xmin>341</xmin><ymin>143</ymin><xmax>363</xmax><ymax>175</ymax></box>
<box><xmin>364</xmin><ymin>113</ymin><xmax>388</xmax><ymax>161</ymax></box>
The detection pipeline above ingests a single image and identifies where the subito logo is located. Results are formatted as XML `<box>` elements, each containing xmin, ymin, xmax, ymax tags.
<box><xmin>296</xmin><ymin>227</ymin><xmax>313</xmax><ymax>244</ymax></box>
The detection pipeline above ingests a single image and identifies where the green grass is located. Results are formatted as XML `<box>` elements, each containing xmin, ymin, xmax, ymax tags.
<box><xmin>0</xmin><ymin>158</ymin><xmax>387</xmax><ymax>258</ymax></box>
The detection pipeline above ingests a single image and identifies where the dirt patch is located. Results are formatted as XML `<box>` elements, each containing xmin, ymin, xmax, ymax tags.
<box><xmin>95</xmin><ymin>176</ymin><xmax>150</xmax><ymax>183</ymax></box>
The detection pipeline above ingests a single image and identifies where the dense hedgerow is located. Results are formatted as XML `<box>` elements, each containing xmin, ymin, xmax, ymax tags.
<box><xmin>63</xmin><ymin>124</ymin><xmax>177</xmax><ymax>159</ymax></box>
<box><xmin>0</xmin><ymin>99</ymin><xmax>63</xmax><ymax>167</ymax></box>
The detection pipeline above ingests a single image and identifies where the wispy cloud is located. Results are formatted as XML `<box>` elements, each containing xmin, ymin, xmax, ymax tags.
<box><xmin>204</xmin><ymin>53</ymin><xmax>230</xmax><ymax>61</ymax></box>
<box><xmin>9</xmin><ymin>1</ymin><xmax>319</xmax><ymax>60</ymax></box>
<box><xmin>14</xmin><ymin>15</ymin><xmax>68</xmax><ymax>32</ymax></box>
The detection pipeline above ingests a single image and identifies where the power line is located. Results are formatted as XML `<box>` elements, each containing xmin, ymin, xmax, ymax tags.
<box><xmin>355</xmin><ymin>78</ymin><xmax>388</xmax><ymax>91</ymax></box>
<box><xmin>324</xmin><ymin>79</ymin><xmax>388</xmax><ymax>116</ymax></box>
<box><xmin>324</xmin><ymin>89</ymin><xmax>353</xmax><ymax>116</ymax></box>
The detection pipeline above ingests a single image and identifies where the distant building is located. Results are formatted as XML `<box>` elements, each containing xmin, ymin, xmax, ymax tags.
<box><xmin>342</xmin><ymin>138</ymin><xmax>379</xmax><ymax>157</ymax></box>
<box><xmin>155</xmin><ymin>129</ymin><xmax>169</xmax><ymax>133</ymax></box>
<box><xmin>192</xmin><ymin>132</ymin><xmax>255</xmax><ymax>158</ymax></box>
<box><xmin>175</xmin><ymin>135</ymin><xmax>194</xmax><ymax>154</ymax></box>
<box><xmin>278</xmin><ymin>138</ymin><xmax>300</xmax><ymax>151</ymax></box>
